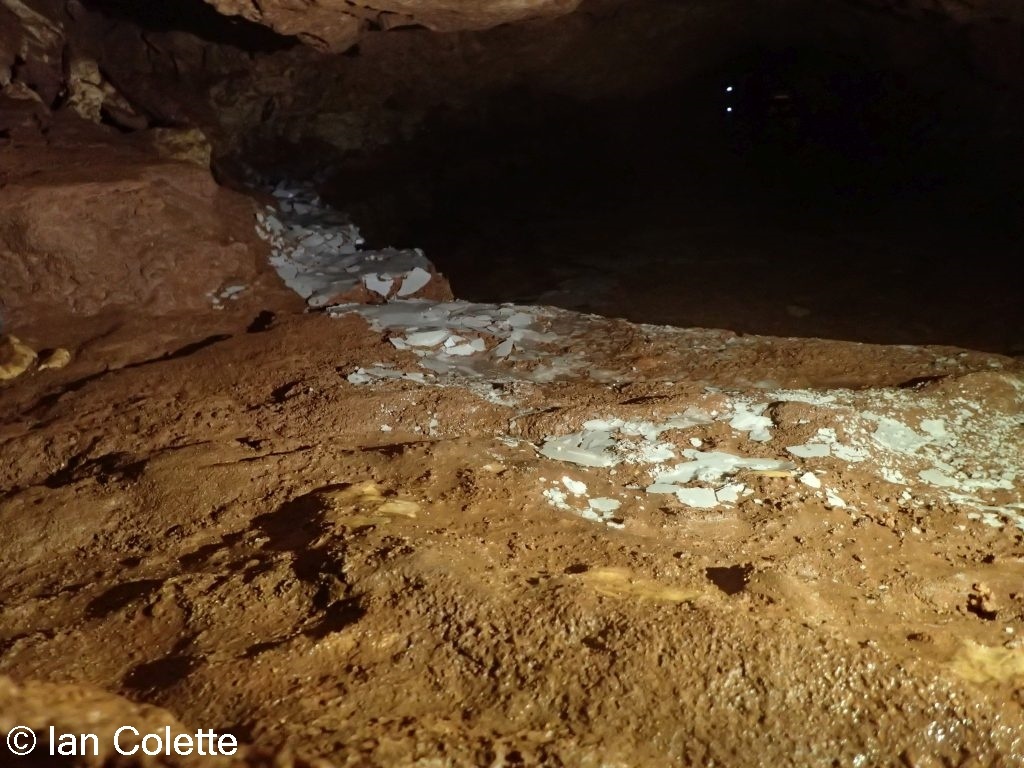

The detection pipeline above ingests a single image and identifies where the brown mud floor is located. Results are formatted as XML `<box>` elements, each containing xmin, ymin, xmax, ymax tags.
<box><xmin>1</xmin><ymin>300</ymin><xmax>1023</xmax><ymax>767</ymax></box>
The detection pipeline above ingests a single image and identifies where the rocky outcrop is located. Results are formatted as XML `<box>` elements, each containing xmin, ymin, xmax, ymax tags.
<box><xmin>193</xmin><ymin>0</ymin><xmax>1024</xmax><ymax>62</ymax></box>
<box><xmin>203</xmin><ymin>0</ymin><xmax>584</xmax><ymax>50</ymax></box>
<box><xmin>0</xmin><ymin>118</ymin><xmax>283</xmax><ymax>327</ymax></box>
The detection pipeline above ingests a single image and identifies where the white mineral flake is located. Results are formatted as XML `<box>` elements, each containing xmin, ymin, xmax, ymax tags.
<box><xmin>219</xmin><ymin>284</ymin><xmax>247</xmax><ymax>299</ymax></box>
<box><xmin>445</xmin><ymin>337</ymin><xmax>488</xmax><ymax>357</ymax></box>
<box><xmin>652</xmin><ymin>450</ymin><xmax>796</xmax><ymax>486</ymax></box>
<box><xmin>397</xmin><ymin>266</ymin><xmax>432</xmax><ymax>297</ymax></box>
<box><xmin>507</xmin><ymin>312</ymin><xmax>534</xmax><ymax>328</ymax></box>
<box><xmin>631</xmin><ymin>441</ymin><xmax>677</xmax><ymax>464</ymax></box>
<box><xmin>715</xmin><ymin>483</ymin><xmax>747</xmax><ymax>504</ymax></box>
<box><xmin>561</xmin><ymin>476</ymin><xmax>588</xmax><ymax>496</ymax></box>
<box><xmin>539</xmin><ymin>430</ymin><xmax>619</xmax><ymax>468</ymax></box>
<box><xmin>728</xmin><ymin>402</ymin><xmax>774</xmax><ymax>442</ymax></box>
<box><xmin>544</xmin><ymin>487</ymin><xmax>570</xmax><ymax>510</ymax></box>
<box><xmin>825</xmin><ymin>489</ymin><xmax>848</xmax><ymax>509</ymax></box>
<box><xmin>493</xmin><ymin>338</ymin><xmax>514</xmax><ymax>358</ymax></box>
<box><xmin>869</xmin><ymin>415</ymin><xmax>931</xmax><ymax>454</ymax></box>
<box><xmin>787</xmin><ymin>443</ymin><xmax>831</xmax><ymax>459</ymax></box>
<box><xmin>920</xmin><ymin>418</ymin><xmax>948</xmax><ymax>440</ymax></box>
<box><xmin>347</xmin><ymin>369</ymin><xmax>374</xmax><ymax>385</ymax></box>
<box><xmin>671</xmin><ymin>487</ymin><xmax>720</xmax><ymax>509</ymax></box>
<box><xmin>919</xmin><ymin>468</ymin><xmax>960</xmax><ymax>488</ymax></box>
<box><xmin>831</xmin><ymin>443</ymin><xmax>869</xmax><ymax>463</ymax></box>
<box><xmin>799</xmin><ymin>472</ymin><xmax>822</xmax><ymax>489</ymax></box>
<box><xmin>768</xmin><ymin>390</ymin><xmax>838</xmax><ymax>406</ymax></box>
<box><xmin>881</xmin><ymin>467</ymin><xmax>907</xmax><ymax>485</ymax></box>
<box><xmin>404</xmin><ymin>329</ymin><xmax>450</xmax><ymax>347</ymax></box>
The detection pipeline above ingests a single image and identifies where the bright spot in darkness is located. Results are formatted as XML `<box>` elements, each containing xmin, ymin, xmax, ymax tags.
<box><xmin>726</xmin><ymin>86</ymin><xmax>734</xmax><ymax>92</ymax></box>
<box><xmin>726</xmin><ymin>107</ymin><xmax>733</xmax><ymax>112</ymax></box>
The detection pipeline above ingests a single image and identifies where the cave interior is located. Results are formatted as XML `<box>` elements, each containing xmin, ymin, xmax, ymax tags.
<box><xmin>4</xmin><ymin>0</ymin><xmax>1022</xmax><ymax>349</ymax></box>
<box><xmin>1</xmin><ymin>0</ymin><xmax>1024</xmax><ymax>764</ymax></box>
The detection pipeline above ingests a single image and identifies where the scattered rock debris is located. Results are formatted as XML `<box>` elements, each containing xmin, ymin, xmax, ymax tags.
<box><xmin>0</xmin><ymin>183</ymin><xmax>1022</xmax><ymax>767</ymax></box>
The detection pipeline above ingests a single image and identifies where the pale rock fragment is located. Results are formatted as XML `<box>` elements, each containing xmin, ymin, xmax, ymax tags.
<box><xmin>562</xmin><ymin>476</ymin><xmax>588</xmax><ymax>496</ymax></box>
<box><xmin>787</xmin><ymin>443</ymin><xmax>831</xmax><ymax>459</ymax></box>
<box><xmin>728</xmin><ymin>403</ymin><xmax>774</xmax><ymax>442</ymax></box>
<box><xmin>38</xmin><ymin>347</ymin><xmax>72</xmax><ymax>371</ymax></box>
<box><xmin>544</xmin><ymin>488</ymin><xmax>570</xmax><ymax>510</ymax></box>
<box><xmin>397</xmin><ymin>266</ymin><xmax>432</xmax><ymax>297</ymax></box>
<box><xmin>0</xmin><ymin>336</ymin><xmax>37</xmax><ymax>381</ymax></box>
<box><xmin>363</xmin><ymin>274</ymin><xmax>394</xmax><ymax>297</ymax></box>
<box><xmin>672</xmin><ymin>487</ymin><xmax>719</xmax><ymax>509</ymax></box>
<box><xmin>652</xmin><ymin>450</ymin><xmax>796</xmax><ymax>485</ymax></box>
<box><xmin>377</xmin><ymin>499</ymin><xmax>419</xmax><ymax>518</ymax></box>
<box><xmin>825</xmin><ymin>489</ymin><xmax>848</xmax><ymax>509</ymax></box>
<box><xmin>404</xmin><ymin>329</ymin><xmax>450</xmax><ymax>347</ymax></box>
<box><xmin>715</xmin><ymin>483</ymin><xmax>747</xmax><ymax>504</ymax></box>
<box><xmin>799</xmin><ymin>472</ymin><xmax>822</xmax><ymax>489</ymax></box>
<box><xmin>539</xmin><ymin>430</ymin><xmax>619</xmax><ymax>468</ymax></box>
<box><xmin>493</xmin><ymin>338</ymin><xmax>514</xmax><ymax>358</ymax></box>
<box><xmin>919</xmin><ymin>468</ymin><xmax>960</xmax><ymax>488</ymax></box>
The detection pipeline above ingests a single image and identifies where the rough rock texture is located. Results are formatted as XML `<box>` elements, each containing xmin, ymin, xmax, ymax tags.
<box><xmin>204</xmin><ymin>0</ymin><xmax>583</xmax><ymax>49</ymax></box>
<box><xmin>0</xmin><ymin>306</ymin><xmax>1023</xmax><ymax>766</ymax></box>
<box><xmin>0</xmin><ymin>1</ymin><xmax>1019</xmax><ymax>765</ymax></box>
<box><xmin>3</xmin><ymin>0</ymin><xmax>1020</xmax><ymax>178</ymax></box>
<box><xmin>0</xmin><ymin>116</ymin><xmax>293</xmax><ymax>327</ymax></box>
<box><xmin>0</xmin><ymin>675</ymin><xmax>334</xmax><ymax>766</ymax></box>
<box><xmin>196</xmin><ymin>0</ymin><xmax>1024</xmax><ymax>53</ymax></box>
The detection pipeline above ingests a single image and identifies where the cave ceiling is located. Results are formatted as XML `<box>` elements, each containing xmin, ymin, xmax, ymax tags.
<box><xmin>199</xmin><ymin>0</ymin><xmax>1023</xmax><ymax>51</ymax></box>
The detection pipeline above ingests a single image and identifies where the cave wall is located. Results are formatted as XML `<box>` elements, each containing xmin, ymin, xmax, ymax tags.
<box><xmin>201</xmin><ymin>0</ymin><xmax>585</xmax><ymax>50</ymax></box>
<box><xmin>2</xmin><ymin>0</ymin><xmax>1022</xmax><ymax>283</ymax></box>
<box><xmin>193</xmin><ymin>0</ymin><xmax>1024</xmax><ymax>61</ymax></box>
<box><xmin>0</xmin><ymin>1</ymin><xmax>293</xmax><ymax>326</ymax></box>
<box><xmin>3</xmin><ymin>0</ymin><xmax>1021</xmax><ymax>170</ymax></box>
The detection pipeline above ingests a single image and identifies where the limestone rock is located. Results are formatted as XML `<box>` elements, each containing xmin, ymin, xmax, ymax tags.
<box><xmin>0</xmin><ymin>129</ymin><xmax>279</xmax><ymax>324</ymax></box>
<box><xmin>149</xmin><ymin>126</ymin><xmax>214</xmax><ymax>167</ymax></box>
<box><xmin>0</xmin><ymin>335</ymin><xmax>36</xmax><ymax>380</ymax></box>
<box><xmin>65</xmin><ymin>56</ymin><xmax>146</xmax><ymax>128</ymax></box>
<box><xmin>201</xmin><ymin>0</ymin><xmax>583</xmax><ymax>49</ymax></box>
<box><xmin>38</xmin><ymin>347</ymin><xmax>71</xmax><ymax>370</ymax></box>
<box><xmin>197</xmin><ymin>0</ymin><xmax>1023</xmax><ymax>55</ymax></box>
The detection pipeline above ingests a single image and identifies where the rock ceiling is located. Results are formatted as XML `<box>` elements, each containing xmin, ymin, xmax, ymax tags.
<box><xmin>199</xmin><ymin>0</ymin><xmax>1023</xmax><ymax>51</ymax></box>
<box><xmin>202</xmin><ymin>0</ymin><xmax>585</xmax><ymax>50</ymax></box>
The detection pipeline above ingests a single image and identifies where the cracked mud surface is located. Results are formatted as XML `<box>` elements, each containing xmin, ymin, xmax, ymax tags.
<box><xmin>1</xmin><ymin>307</ymin><xmax>1023</xmax><ymax>766</ymax></box>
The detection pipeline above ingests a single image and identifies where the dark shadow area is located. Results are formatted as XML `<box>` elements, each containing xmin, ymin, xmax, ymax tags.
<box><xmin>123</xmin><ymin>654</ymin><xmax>201</xmax><ymax>695</ymax></box>
<box><xmin>253</xmin><ymin>487</ymin><xmax>366</xmax><ymax>636</ymax></box>
<box><xmin>85</xmin><ymin>579</ymin><xmax>164</xmax><ymax>619</ymax></box>
<box><xmin>706</xmin><ymin>564</ymin><xmax>754</xmax><ymax>596</ymax></box>
<box><xmin>27</xmin><ymin>334</ymin><xmax>232</xmax><ymax>415</ymax></box>
<box><xmin>316</xmin><ymin>36</ymin><xmax>1023</xmax><ymax>354</ymax></box>
<box><xmin>45</xmin><ymin>450</ymin><xmax>148</xmax><ymax>489</ymax></box>
<box><xmin>80</xmin><ymin>0</ymin><xmax>298</xmax><ymax>51</ymax></box>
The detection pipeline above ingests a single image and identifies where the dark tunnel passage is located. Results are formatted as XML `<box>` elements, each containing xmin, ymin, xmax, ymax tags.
<box><xmin>306</xmin><ymin>33</ymin><xmax>1023</xmax><ymax>354</ymax></box>
<box><xmin>7</xmin><ymin>0</ymin><xmax>1024</xmax><ymax>353</ymax></box>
